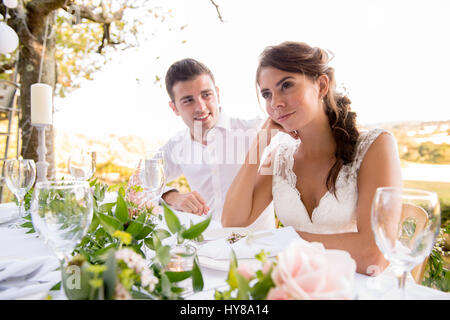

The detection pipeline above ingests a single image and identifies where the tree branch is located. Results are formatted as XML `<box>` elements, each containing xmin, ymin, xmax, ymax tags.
<box><xmin>27</xmin><ymin>0</ymin><xmax>66</xmax><ymax>16</ymax></box>
<box><xmin>209</xmin><ymin>0</ymin><xmax>224</xmax><ymax>22</ymax></box>
<box><xmin>62</xmin><ymin>3</ymin><xmax>125</xmax><ymax>25</ymax></box>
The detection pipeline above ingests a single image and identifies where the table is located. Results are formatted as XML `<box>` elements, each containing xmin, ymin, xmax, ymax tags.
<box><xmin>0</xmin><ymin>202</ymin><xmax>448</xmax><ymax>300</ymax></box>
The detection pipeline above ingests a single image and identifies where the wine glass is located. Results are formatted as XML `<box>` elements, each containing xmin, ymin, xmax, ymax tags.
<box><xmin>68</xmin><ymin>150</ymin><xmax>96</xmax><ymax>180</ymax></box>
<box><xmin>30</xmin><ymin>180</ymin><xmax>93</xmax><ymax>299</ymax></box>
<box><xmin>371</xmin><ymin>187</ymin><xmax>441</xmax><ymax>298</ymax></box>
<box><xmin>4</xmin><ymin>159</ymin><xmax>36</xmax><ymax>227</ymax></box>
<box><xmin>30</xmin><ymin>180</ymin><xmax>93</xmax><ymax>262</ymax></box>
<box><xmin>142</xmin><ymin>150</ymin><xmax>165</xmax><ymax>201</ymax></box>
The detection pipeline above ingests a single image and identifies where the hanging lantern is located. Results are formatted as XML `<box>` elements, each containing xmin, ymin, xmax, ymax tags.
<box><xmin>3</xmin><ymin>0</ymin><xmax>18</xmax><ymax>9</ymax></box>
<box><xmin>0</xmin><ymin>22</ymin><xmax>19</xmax><ymax>54</ymax></box>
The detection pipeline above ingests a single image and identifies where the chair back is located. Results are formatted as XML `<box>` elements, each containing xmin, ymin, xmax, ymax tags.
<box><xmin>401</xmin><ymin>203</ymin><xmax>429</xmax><ymax>284</ymax></box>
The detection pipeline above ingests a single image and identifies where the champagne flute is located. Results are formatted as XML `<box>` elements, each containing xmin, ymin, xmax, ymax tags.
<box><xmin>371</xmin><ymin>187</ymin><xmax>440</xmax><ymax>299</ymax></box>
<box><xmin>143</xmin><ymin>150</ymin><xmax>165</xmax><ymax>202</ymax></box>
<box><xmin>4</xmin><ymin>159</ymin><xmax>36</xmax><ymax>227</ymax></box>
<box><xmin>68</xmin><ymin>150</ymin><xmax>96</xmax><ymax>180</ymax></box>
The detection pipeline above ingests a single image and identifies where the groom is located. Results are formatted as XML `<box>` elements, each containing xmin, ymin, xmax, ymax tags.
<box><xmin>155</xmin><ymin>58</ymin><xmax>275</xmax><ymax>230</ymax></box>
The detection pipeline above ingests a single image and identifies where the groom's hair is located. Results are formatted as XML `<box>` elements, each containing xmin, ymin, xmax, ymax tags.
<box><xmin>165</xmin><ymin>58</ymin><xmax>215</xmax><ymax>102</ymax></box>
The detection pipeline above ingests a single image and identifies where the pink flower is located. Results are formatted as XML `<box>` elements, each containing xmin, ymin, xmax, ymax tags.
<box><xmin>266</xmin><ymin>287</ymin><xmax>291</xmax><ymax>300</ymax></box>
<box><xmin>237</xmin><ymin>263</ymin><xmax>256</xmax><ymax>280</ymax></box>
<box><xmin>268</xmin><ymin>240</ymin><xmax>356</xmax><ymax>300</ymax></box>
<box><xmin>262</xmin><ymin>261</ymin><xmax>273</xmax><ymax>275</ymax></box>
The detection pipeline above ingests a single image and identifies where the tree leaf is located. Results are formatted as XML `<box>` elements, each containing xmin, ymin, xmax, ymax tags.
<box><xmin>162</xmin><ymin>203</ymin><xmax>181</xmax><ymax>234</ymax></box>
<box><xmin>115</xmin><ymin>193</ymin><xmax>129</xmax><ymax>223</ymax></box>
<box><xmin>192</xmin><ymin>256</ymin><xmax>204</xmax><ymax>292</ymax></box>
<box><xmin>181</xmin><ymin>216</ymin><xmax>211</xmax><ymax>239</ymax></box>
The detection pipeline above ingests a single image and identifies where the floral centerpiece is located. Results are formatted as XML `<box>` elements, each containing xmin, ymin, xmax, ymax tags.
<box><xmin>215</xmin><ymin>240</ymin><xmax>357</xmax><ymax>300</ymax></box>
<box><xmin>25</xmin><ymin>176</ymin><xmax>211</xmax><ymax>300</ymax></box>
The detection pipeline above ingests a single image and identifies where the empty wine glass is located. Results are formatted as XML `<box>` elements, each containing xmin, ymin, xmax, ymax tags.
<box><xmin>143</xmin><ymin>150</ymin><xmax>165</xmax><ymax>201</ymax></box>
<box><xmin>68</xmin><ymin>150</ymin><xmax>96</xmax><ymax>180</ymax></box>
<box><xmin>4</xmin><ymin>159</ymin><xmax>36</xmax><ymax>227</ymax></box>
<box><xmin>371</xmin><ymin>187</ymin><xmax>440</xmax><ymax>298</ymax></box>
<box><xmin>30</xmin><ymin>180</ymin><xmax>93</xmax><ymax>262</ymax></box>
<box><xmin>30</xmin><ymin>180</ymin><xmax>93</xmax><ymax>298</ymax></box>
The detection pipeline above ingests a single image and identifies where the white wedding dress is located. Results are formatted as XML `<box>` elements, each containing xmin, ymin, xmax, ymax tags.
<box><xmin>269</xmin><ymin>128</ymin><xmax>388</xmax><ymax>234</ymax></box>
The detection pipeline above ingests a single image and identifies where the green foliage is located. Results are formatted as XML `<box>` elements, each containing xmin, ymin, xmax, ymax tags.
<box><xmin>24</xmin><ymin>179</ymin><xmax>209</xmax><ymax>299</ymax></box>
<box><xmin>214</xmin><ymin>250</ymin><xmax>275</xmax><ymax>300</ymax></box>
<box><xmin>402</xmin><ymin>142</ymin><xmax>450</xmax><ymax>164</ymax></box>
<box><xmin>422</xmin><ymin>226</ymin><xmax>450</xmax><ymax>292</ymax></box>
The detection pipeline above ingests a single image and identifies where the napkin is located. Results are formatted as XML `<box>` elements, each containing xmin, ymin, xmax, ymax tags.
<box><xmin>197</xmin><ymin>226</ymin><xmax>303</xmax><ymax>260</ymax></box>
<box><xmin>0</xmin><ymin>256</ymin><xmax>59</xmax><ymax>283</ymax></box>
<box><xmin>0</xmin><ymin>202</ymin><xmax>19</xmax><ymax>224</ymax></box>
<box><xmin>0</xmin><ymin>256</ymin><xmax>60</xmax><ymax>299</ymax></box>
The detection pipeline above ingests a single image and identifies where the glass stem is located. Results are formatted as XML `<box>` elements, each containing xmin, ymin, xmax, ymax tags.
<box><xmin>17</xmin><ymin>197</ymin><xmax>25</xmax><ymax>218</ymax></box>
<box><xmin>397</xmin><ymin>271</ymin><xmax>407</xmax><ymax>299</ymax></box>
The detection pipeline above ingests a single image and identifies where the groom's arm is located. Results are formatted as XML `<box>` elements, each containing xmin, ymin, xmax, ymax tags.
<box><xmin>159</xmin><ymin>137</ymin><xmax>209</xmax><ymax>215</ymax></box>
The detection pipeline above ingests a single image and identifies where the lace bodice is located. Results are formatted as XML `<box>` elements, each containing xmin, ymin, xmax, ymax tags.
<box><xmin>270</xmin><ymin>128</ymin><xmax>388</xmax><ymax>234</ymax></box>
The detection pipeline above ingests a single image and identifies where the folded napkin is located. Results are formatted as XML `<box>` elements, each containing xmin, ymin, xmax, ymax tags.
<box><xmin>0</xmin><ymin>256</ymin><xmax>60</xmax><ymax>299</ymax></box>
<box><xmin>0</xmin><ymin>280</ymin><xmax>58</xmax><ymax>300</ymax></box>
<box><xmin>197</xmin><ymin>226</ymin><xmax>303</xmax><ymax>260</ymax></box>
<box><xmin>0</xmin><ymin>202</ymin><xmax>19</xmax><ymax>224</ymax></box>
<box><xmin>0</xmin><ymin>256</ymin><xmax>58</xmax><ymax>282</ymax></box>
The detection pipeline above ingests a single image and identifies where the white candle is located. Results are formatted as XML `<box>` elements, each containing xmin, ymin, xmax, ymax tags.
<box><xmin>31</xmin><ymin>83</ymin><xmax>53</xmax><ymax>125</ymax></box>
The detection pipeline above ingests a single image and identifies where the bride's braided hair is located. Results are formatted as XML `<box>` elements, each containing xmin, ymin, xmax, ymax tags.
<box><xmin>256</xmin><ymin>41</ymin><xmax>360</xmax><ymax>196</ymax></box>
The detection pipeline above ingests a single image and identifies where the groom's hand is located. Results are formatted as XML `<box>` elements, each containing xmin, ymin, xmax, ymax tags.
<box><xmin>162</xmin><ymin>190</ymin><xmax>210</xmax><ymax>215</ymax></box>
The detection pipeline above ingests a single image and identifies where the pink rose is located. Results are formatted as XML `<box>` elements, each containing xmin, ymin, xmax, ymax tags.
<box><xmin>237</xmin><ymin>263</ymin><xmax>256</xmax><ymax>280</ymax></box>
<box><xmin>266</xmin><ymin>287</ymin><xmax>291</xmax><ymax>300</ymax></box>
<box><xmin>268</xmin><ymin>240</ymin><xmax>356</xmax><ymax>300</ymax></box>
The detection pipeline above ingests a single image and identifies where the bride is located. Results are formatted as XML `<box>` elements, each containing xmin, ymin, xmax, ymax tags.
<box><xmin>221</xmin><ymin>41</ymin><xmax>402</xmax><ymax>275</ymax></box>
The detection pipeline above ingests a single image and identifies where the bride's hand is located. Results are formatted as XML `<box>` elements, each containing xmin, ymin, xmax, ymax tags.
<box><xmin>260</xmin><ymin>118</ymin><xmax>299</xmax><ymax>144</ymax></box>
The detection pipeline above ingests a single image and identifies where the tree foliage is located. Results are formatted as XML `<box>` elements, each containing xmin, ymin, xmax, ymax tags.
<box><xmin>0</xmin><ymin>0</ymin><xmax>223</xmax><ymax>177</ymax></box>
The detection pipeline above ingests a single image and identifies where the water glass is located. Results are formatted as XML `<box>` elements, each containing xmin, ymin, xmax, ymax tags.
<box><xmin>68</xmin><ymin>150</ymin><xmax>96</xmax><ymax>180</ymax></box>
<box><xmin>143</xmin><ymin>151</ymin><xmax>165</xmax><ymax>200</ymax></box>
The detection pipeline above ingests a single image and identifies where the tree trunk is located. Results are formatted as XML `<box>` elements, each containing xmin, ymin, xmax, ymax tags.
<box><xmin>18</xmin><ymin>10</ymin><xmax>57</xmax><ymax>180</ymax></box>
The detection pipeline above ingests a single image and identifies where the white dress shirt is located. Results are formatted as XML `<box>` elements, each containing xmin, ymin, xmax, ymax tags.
<box><xmin>159</xmin><ymin>110</ymin><xmax>276</xmax><ymax>231</ymax></box>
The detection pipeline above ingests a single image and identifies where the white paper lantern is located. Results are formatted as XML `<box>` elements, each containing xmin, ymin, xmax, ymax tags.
<box><xmin>0</xmin><ymin>23</ymin><xmax>19</xmax><ymax>54</ymax></box>
<box><xmin>3</xmin><ymin>0</ymin><xmax>18</xmax><ymax>9</ymax></box>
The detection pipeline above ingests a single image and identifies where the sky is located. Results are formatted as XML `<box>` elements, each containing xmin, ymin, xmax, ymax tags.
<box><xmin>53</xmin><ymin>0</ymin><xmax>450</xmax><ymax>145</ymax></box>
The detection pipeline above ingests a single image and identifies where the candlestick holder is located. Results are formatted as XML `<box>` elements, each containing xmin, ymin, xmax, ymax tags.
<box><xmin>33</xmin><ymin>123</ymin><xmax>51</xmax><ymax>183</ymax></box>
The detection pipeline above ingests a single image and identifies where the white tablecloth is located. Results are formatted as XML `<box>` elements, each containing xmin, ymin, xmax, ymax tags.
<box><xmin>0</xmin><ymin>202</ymin><xmax>448</xmax><ymax>300</ymax></box>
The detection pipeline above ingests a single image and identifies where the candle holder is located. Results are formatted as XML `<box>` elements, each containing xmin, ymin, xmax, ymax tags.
<box><xmin>166</xmin><ymin>243</ymin><xmax>197</xmax><ymax>293</ymax></box>
<box><xmin>33</xmin><ymin>123</ymin><xmax>51</xmax><ymax>183</ymax></box>
<box><xmin>166</xmin><ymin>243</ymin><xmax>196</xmax><ymax>272</ymax></box>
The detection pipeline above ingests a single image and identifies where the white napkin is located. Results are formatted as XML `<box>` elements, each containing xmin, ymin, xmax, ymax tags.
<box><xmin>197</xmin><ymin>226</ymin><xmax>303</xmax><ymax>260</ymax></box>
<box><xmin>0</xmin><ymin>256</ymin><xmax>60</xmax><ymax>299</ymax></box>
<box><xmin>0</xmin><ymin>202</ymin><xmax>19</xmax><ymax>224</ymax></box>
<box><xmin>0</xmin><ymin>256</ymin><xmax>59</xmax><ymax>282</ymax></box>
<box><xmin>0</xmin><ymin>280</ymin><xmax>58</xmax><ymax>300</ymax></box>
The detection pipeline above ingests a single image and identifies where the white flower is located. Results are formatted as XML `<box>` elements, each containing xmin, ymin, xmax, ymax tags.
<box><xmin>141</xmin><ymin>269</ymin><xmax>159</xmax><ymax>291</ymax></box>
<box><xmin>114</xmin><ymin>282</ymin><xmax>131</xmax><ymax>300</ymax></box>
<box><xmin>115</xmin><ymin>248</ymin><xmax>158</xmax><ymax>292</ymax></box>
